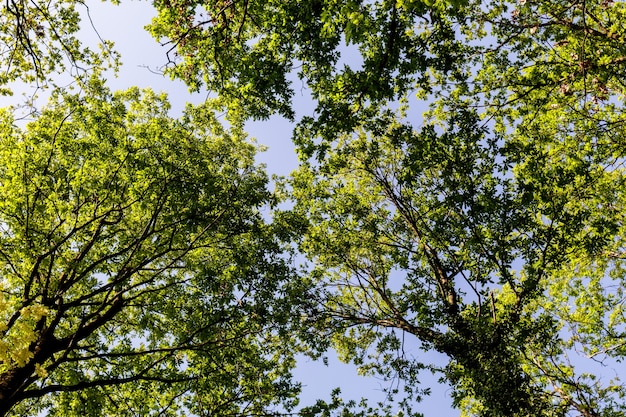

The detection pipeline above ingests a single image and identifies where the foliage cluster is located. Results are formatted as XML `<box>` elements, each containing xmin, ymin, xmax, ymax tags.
<box><xmin>1</xmin><ymin>0</ymin><xmax>626</xmax><ymax>416</ymax></box>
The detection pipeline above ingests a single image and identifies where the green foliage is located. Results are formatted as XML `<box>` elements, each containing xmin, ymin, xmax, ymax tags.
<box><xmin>147</xmin><ymin>0</ymin><xmax>468</xmax><ymax>123</ymax></box>
<box><xmin>148</xmin><ymin>0</ymin><xmax>626</xmax><ymax>415</ymax></box>
<box><xmin>3</xmin><ymin>0</ymin><xmax>626</xmax><ymax>416</ymax></box>
<box><xmin>0</xmin><ymin>78</ymin><xmax>302</xmax><ymax>416</ymax></box>
<box><xmin>0</xmin><ymin>0</ymin><xmax>119</xmax><ymax>96</ymax></box>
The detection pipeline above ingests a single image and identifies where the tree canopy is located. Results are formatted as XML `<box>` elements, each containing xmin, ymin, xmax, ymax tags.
<box><xmin>2</xmin><ymin>0</ymin><xmax>626</xmax><ymax>416</ymax></box>
<box><xmin>0</xmin><ymin>76</ymin><xmax>306</xmax><ymax>416</ymax></box>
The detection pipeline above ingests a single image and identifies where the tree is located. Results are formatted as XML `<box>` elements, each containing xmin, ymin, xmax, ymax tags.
<box><xmin>149</xmin><ymin>0</ymin><xmax>626</xmax><ymax>415</ymax></box>
<box><xmin>0</xmin><ymin>76</ymin><xmax>302</xmax><ymax>416</ymax></box>
<box><xmin>0</xmin><ymin>0</ymin><xmax>119</xmax><ymax>97</ymax></box>
<box><xmin>286</xmin><ymin>103</ymin><xmax>626</xmax><ymax>416</ymax></box>
<box><xmin>3</xmin><ymin>0</ymin><xmax>626</xmax><ymax>415</ymax></box>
